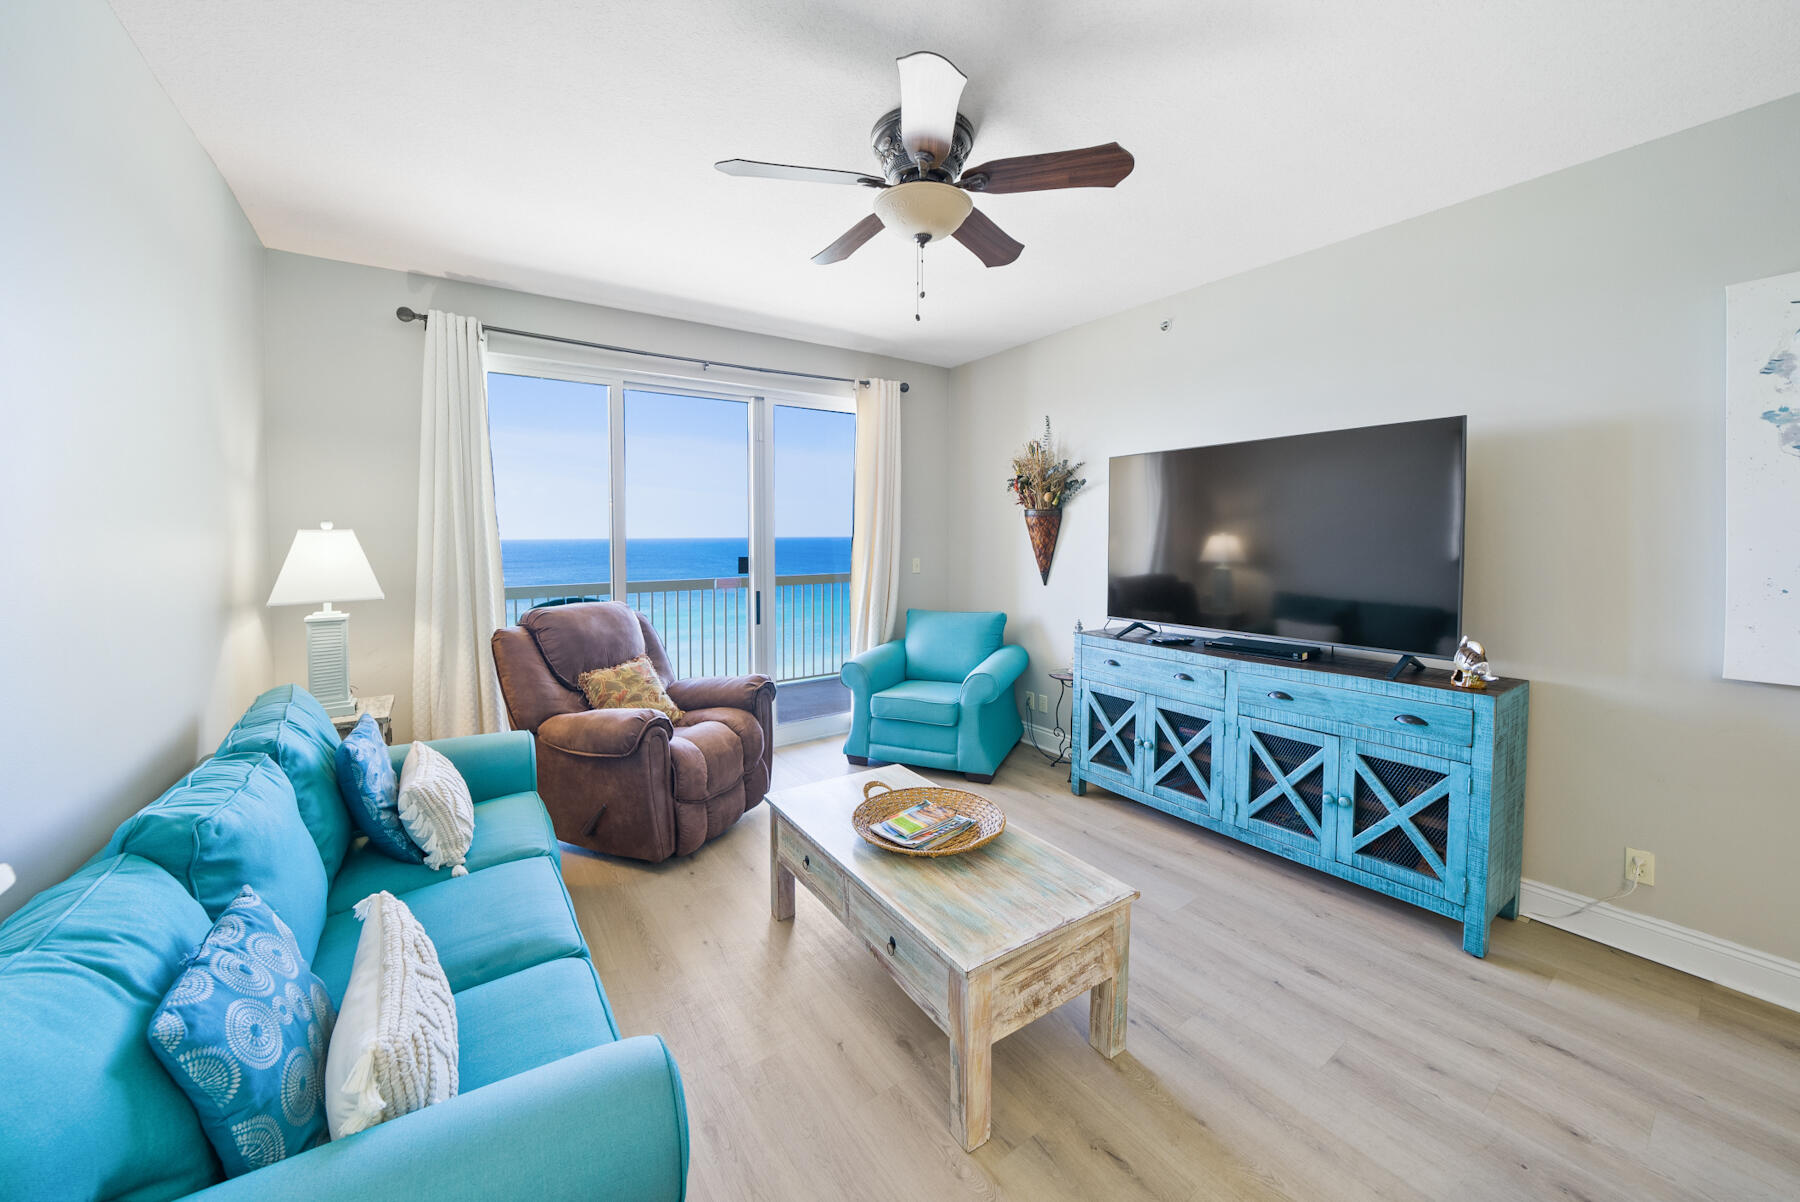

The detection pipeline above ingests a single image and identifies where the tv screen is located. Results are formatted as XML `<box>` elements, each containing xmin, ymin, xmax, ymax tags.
<box><xmin>1107</xmin><ymin>416</ymin><xmax>1466</xmax><ymax>658</ymax></box>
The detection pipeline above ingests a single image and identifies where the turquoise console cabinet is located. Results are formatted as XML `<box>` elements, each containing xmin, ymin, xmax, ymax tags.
<box><xmin>1071</xmin><ymin>631</ymin><xmax>1528</xmax><ymax>956</ymax></box>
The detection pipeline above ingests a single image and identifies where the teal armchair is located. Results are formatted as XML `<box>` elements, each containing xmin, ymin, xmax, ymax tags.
<box><xmin>841</xmin><ymin>610</ymin><xmax>1027</xmax><ymax>782</ymax></box>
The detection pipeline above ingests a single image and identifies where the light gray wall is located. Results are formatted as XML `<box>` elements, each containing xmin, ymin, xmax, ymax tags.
<box><xmin>260</xmin><ymin>251</ymin><xmax>951</xmax><ymax>743</ymax></box>
<box><xmin>947</xmin><ymin>94</ymin><xmax>1800</xmax><ymax>959</ymax></box>
<box><xmin>0</xmin><ymin>0</ymin><xmax>271</xmax><ymax>914</ymax></box>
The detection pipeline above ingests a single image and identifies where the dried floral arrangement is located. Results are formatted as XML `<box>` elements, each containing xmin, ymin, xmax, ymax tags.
<box><xmin>1006</xmin><ymin>417</ymin><xmax>1088</xmax><ymax>510</ymax></box>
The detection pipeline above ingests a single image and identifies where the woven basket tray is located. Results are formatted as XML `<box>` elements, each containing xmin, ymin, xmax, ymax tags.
<box><xmin>852</xmin><ymin>779</ymin><xmax>1006</xmax><ymax>858</ymax></box>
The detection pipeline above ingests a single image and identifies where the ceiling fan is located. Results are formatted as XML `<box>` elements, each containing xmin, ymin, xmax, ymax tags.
<box><xmin>715</xmin><ymin>51</ymin><xmax>1135</xmax><ymax>270</ymax></box>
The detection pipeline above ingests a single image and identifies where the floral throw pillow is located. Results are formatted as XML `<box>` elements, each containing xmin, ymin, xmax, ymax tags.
<box><xmin>147</xmin><ymin>885</ymin><xmax>335</xmax><ymax>1176</ymax></box>
<box><xmin>578</xmin><ymin>654</ymin><xmax>683</xmax><ymax>722</ymax></box>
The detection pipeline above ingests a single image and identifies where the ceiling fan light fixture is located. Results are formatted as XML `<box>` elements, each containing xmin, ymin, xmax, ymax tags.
<box><xmin>873</xmin><ymin>180</ymin><xmax>973</xmax><ymax>244</ymax></box>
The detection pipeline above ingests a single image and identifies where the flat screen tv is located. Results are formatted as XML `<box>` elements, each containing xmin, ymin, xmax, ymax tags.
<box><xmin>1107</xmin><ymin>416</ymin><xmax>1466</xmax><ymax>659</ymax></box>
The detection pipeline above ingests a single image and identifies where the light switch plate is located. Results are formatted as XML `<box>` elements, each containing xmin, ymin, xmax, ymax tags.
<box><xmin>911</xmin><ymin>557</ymin><xmax>921</xmax><ymax>573</ymax></box>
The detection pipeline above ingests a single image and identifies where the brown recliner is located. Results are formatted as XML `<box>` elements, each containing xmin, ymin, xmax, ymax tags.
<box><xmin>491</xmin><ymin>602</ymin><xmax>775</xmax><ymax>862</ymax></box>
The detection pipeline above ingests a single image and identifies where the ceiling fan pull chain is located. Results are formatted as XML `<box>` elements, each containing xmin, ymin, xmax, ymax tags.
<box><xmin>915</xmin><ymin>239</ymin><xmax>924</xmax><ymax>322</ymax></box>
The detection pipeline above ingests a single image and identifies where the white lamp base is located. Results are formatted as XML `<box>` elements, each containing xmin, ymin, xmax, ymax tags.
<box><xmin>304</xmin><ymin>607</ymin><xmax>355</xmax><ymax>717</ymax></box>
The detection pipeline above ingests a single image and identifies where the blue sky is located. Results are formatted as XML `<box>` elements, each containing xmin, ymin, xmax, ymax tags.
<box><xmin>487</xmin><ymin>372</ymin><xmax>855</xmax><ymax>540</ymax></box>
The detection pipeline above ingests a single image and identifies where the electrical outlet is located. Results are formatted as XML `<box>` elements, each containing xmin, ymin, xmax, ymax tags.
<box><xmin>1038</xmin><ymin>692</ymin><xmax>1050</xmax><ymax>712</ymax></box>
<box><xmin>1024</xmin><ymin>692</ymin><xmax>1035</xmax><ymax>711</ymax></box>
<box><xmin>911</xmin><ymin>557</ymin><xmax>921</xmax><ymax>574</ymax></box>
<box><xmin>1625</xmin><ymin>847</ymin><xmax>1656</xmax><ymax>886</ymax></box>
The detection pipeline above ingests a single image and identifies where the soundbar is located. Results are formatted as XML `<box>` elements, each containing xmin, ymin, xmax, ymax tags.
<box><xmin>1203</xmin><ymin>636</ymin><xmax>1321</xmax><ymax>662</ymax></box>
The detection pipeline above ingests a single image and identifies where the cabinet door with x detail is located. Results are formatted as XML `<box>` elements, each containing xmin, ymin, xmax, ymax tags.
<box><xmin>1074</xmin><ymin>681</ymin><xmax>1143</xmax><ymax>795</ymax></box>
<box><xmin>1336</xmin><ymin>741</ymin><xmax>1469</xmax><ymax>901</ymax></box>
<box><xmin>1142</xmin><ymin>694</ymin><xmax>1226</xmax><ymax>822</ymax></box>
<box><xmin>1235</xmin><ymin>716</ymin><xmax>1338</xmax><ymax>859</ymax></box>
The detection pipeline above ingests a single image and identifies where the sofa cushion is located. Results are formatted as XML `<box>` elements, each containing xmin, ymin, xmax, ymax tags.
<box><xmin>326</xmin><ymin>791</ymin><xmax>559</xmax><ymax>913</ymax></box>
<box><xmin>870</xmin><ymin>716</ymin><xmax>960</xmax><ymax>756</ymax></box>
<box><xmin>668</xmin><ymin>720</ymin><xmax>744</xmax><ymax>802</ymax></box>
<box><xmin>0</xmin><ymin>855</ymin><xmax>221</xmax><ymax>1202</ymax></box>
<box><xmin>869</xmin><ymin>679</ymin><xmax>963</xmax><ymax>727</ymax></box>
<box><xmin>312</xmin><ymin>856</ymin><xmax>585</xmax><ymax>1004</ymax></box>
<box><xmin>336</xmin><ymin>713</ymin><xmax>423</xmax><ymax>864</ymax></box>
<box><xmin>902</xmin><ymin>609</ymin><xmax>1007</xmax><ymax>683</ymax></box>
<box><xmin>219</xmin><ymin>685</ymin><xmax>353</xmax><ymax>878</ymax></box>
<box><xmin>105</xmin><ymin>752</ymin><xmax>329</xmax><ymax>960</ymax></box>
<box><xmin>455</xmin><ymin>958</ymin><xmax>619</xmax><ymax>1093</ymax></box>
<box><xmin>149</xmin><ymin>885</ymin><xmax>335</xmax><ymax>1175</ymax></box>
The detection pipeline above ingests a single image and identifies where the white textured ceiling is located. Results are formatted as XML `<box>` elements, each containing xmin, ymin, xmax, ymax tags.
<box><xmin>110</xmin><ymin>0</ymin><xmax>1800</xmax><ymax>367</ymax></box>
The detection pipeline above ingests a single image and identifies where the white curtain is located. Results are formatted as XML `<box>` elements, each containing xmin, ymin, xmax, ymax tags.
<box><xmin>412</xmin><ymin>310</ymin><xmax>506</xmax><ymax>738</ymax></box>
<box><xmin>849</xmin><ymin>378</ymin><xmax>904</xmax><ymax>653</ymax></box>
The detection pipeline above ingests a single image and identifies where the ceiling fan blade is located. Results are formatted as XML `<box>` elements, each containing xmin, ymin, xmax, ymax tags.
<box><xmin>896</xmin><ymin>51</ymin><xmax>967</xmax><ymax>171</ymax></box>
<box><xmin>952</xmin><ymin>206</ymin><xmax>1023</xmax><ymax>268</ymax></box>
<box><xmin>812</xmin><ymin>213</ymin><xmax>885</xmax><ymax>265</ymax></box>
<box><xmin>715</xmin><ymin>159</ymin><xmax>883</xmax><ymax>187</ymax></box>
<box><xmin>958</xmin><ymin>142</ymin><xmax>1135</xmax><ymax>193</ymax></box>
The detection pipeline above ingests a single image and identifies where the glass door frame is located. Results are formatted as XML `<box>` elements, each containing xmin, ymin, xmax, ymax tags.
<box><xmin>486</xmin><ymin>345</ymin><xmax>856</xmax><ymax>738</ymax></box>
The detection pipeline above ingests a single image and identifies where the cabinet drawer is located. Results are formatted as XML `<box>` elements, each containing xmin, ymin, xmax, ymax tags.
<box><xmin>1084</xmin><ymin>652</ymin><xmax>1225</xmax><ymax>704</ymax></box>
<box><xmin>776</xmin><ymin>821</ymin><xmax>845</xmax><ymax>916</ymax></box>
<box><xmin>1239</xmin><ymin>672</ymin><xmax>1473</xmax><ymax>748</ymax></box>
<box><xmin>844</xmin><ymin>886</ymin><xmax>949</xmax><ymax>1029</ymax></box>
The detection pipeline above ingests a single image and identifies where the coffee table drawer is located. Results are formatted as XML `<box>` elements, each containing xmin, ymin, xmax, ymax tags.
<box><xmin>845</xmin><ymin>886</ymin><xmax>949</xmax><ymax>1029</ymax></box>
<box><xmin>776</xmin><ymin>821</ymin><xmax>845</xmax><ymax>916</ymax></box>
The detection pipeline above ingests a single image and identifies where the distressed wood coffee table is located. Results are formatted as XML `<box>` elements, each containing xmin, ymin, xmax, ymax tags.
<box><xmin>768</xmin><ymin>766</ymin><xmax>1138</xmax><ymax>1151</ymax></box>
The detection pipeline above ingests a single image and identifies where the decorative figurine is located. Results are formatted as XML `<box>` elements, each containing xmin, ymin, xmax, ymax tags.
<box><xmin>1450</xmin><ymin>636</ymin><xmax>1499</xmax><ymax>689</ymax></box>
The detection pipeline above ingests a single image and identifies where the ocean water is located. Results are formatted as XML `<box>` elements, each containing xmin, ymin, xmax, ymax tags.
<box><xmin>501</xmin><ymin>537</ymin><xmax>854</xmax><ymax>682</ymax></box>
<box><xmin>500</xmin><ymin>537</ymin><xmax>852</xmax><ymax>587</ymax></box>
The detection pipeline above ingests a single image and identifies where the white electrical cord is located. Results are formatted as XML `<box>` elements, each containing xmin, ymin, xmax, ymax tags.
<box><xmin>1530</xmin><ymin>857</ymin><xmax>1646</xmax><ymax>920</ymax></box>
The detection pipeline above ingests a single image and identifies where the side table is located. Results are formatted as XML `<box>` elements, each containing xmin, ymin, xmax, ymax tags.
<box><xmin>330</xmin><ymin>694</ymin><xmax>394</xmax><ymax>744</ymax></box>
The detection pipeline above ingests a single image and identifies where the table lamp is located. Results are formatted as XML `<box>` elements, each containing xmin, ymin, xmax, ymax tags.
<box><xmin>0</xmin><ymin>863</ymin><xmax>14</xmax><ymax>896</ymax></box>
<box><xmin>267</xmin><ymin>522</ymin><xmax>384</xmax><ymax>717</ymax></box>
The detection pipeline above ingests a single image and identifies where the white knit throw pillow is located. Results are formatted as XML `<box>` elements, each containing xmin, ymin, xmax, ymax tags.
<box><xmin>396</xmin><ymin>742</ymin><xmax>475</xmax><ymax>876</ymax></box>
<box><xmin>323</xmin><ymin>892</ymin><xmax>458</xmax><ymax>1139</ymax></box>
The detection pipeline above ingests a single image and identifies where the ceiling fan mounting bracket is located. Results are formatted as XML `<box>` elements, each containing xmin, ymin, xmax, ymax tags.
<box><xmin>870</xmin><ymin>108</ymin><xmax>975</xmax><ymax>185</ymax></box>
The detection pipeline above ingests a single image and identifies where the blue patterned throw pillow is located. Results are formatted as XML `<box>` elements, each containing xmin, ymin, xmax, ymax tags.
<box><xmin>148</xmin><ymin>886</ymin><xmax>336</xmax><ymax>1176</ymax></box>
<box><xmin>334</xmin><ymin>713</ymin><xmax>423</xmax><ymax>863</ymax></box>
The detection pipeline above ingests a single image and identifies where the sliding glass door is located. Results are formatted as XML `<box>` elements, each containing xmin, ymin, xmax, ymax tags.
<box><xmin>486</xmin><ymin>355</ymin><xmax>855</xmax><ymax>733</ymax></box>
<box><xmin>624</xmin><ymin>387</ymin><xmax>753</xmax><ymax>678</ymax></box>
<box><xmin>765</xmin><ymin>403</ymin><xmax>856</xmax><ymax>723</ymax></box>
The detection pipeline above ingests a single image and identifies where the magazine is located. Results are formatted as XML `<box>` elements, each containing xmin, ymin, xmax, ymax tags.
<box><xmin>872</xmin><ymin>802</ymin><xmax>971</xmax><ymax>849</ymax></box>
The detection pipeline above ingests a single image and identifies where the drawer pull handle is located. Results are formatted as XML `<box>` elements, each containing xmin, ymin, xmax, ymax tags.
<box><xmin>1105</xmin><ymin>658</ymin><xmax>1121</xmax><ymax>667</ymax></box>
<box><xmin>1174</xmin><ymin>672</ymin><xmax>1194</xmax><ymax>681</ymax></box>
<box><xmin>886</xmin><ymin>936</ymin><xmax>897</xmax><ymax>955</ymax></box>
<box><xmin>802</xmin><ymin>854</ymin><xmax>811</xmax><ymax>869</ymax></box>
<box><xmin>1268</xmin><ymin>690</ymin><xmax>1292</xmax><ymax>701</ymax></box>
<box><xmin>1394</xmin><ymin>714</ymin><xmax>1427</xmax><ymax>726</ymax></box>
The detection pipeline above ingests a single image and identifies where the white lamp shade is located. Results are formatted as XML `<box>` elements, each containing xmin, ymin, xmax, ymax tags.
<box><xmin>873</xmin><ymin>180</ymin><xmax>973</xmax><ymax>243</ymax></box>
<box><xmin>1200</xmin><ymin>532</ymin><xmax>1245</xmax><ymax>565</ymax></box>
<box><xmin>0</xmin><ymin>863</ymin><xmax>14</xmax><ymax>896</ymax></box>
<box><xmin>267</xmin><ymin>524</ymin><xmax>384</xmax><ymax>607</ymax></box>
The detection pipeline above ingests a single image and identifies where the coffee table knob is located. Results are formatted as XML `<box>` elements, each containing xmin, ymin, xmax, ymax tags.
<box><xmin>887</xmin><ymin>936</ymin><xmax>897</xmax><ymax>955</ymax></box>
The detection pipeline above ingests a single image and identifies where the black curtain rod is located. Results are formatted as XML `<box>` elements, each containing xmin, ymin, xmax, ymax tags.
<box><xmin>394</xmin><ymin>307</ymin><xmax>907</xmax><ymax>392</ymax></box>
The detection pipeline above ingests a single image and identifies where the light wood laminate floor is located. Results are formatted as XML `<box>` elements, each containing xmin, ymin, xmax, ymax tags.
<box><xmin>560</xmin><ymin>741</ymin><xmax>1800</xmax><ymax>1202</ymax></box>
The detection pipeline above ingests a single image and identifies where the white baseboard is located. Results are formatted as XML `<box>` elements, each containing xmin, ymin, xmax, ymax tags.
<box><xmin>1519</xmin><ymin>879</ymin><xmax>1800</xmax><ymax>1013</ymax></box>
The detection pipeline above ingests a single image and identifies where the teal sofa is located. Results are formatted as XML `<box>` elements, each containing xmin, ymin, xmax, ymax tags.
<box><xmin>0</xmin><ymin>684</ymin><xmax>688</xmax><ymax>1202</ymax></box>
<box><xmin>840</xmin><ymin>609</ymin><xmax>1028</xmax><ymax>782</ymax></box>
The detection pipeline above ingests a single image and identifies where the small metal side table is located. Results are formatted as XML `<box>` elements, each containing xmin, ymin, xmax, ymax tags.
<box><xmin>1030</xmin><ymin>669</ymin><xmax>1074</xmax><ymax>772</ymax></box>
<box><xmin>330</xmin><ymin>693</ymin><xmax>395</xmax><ymax>744</ymax></box>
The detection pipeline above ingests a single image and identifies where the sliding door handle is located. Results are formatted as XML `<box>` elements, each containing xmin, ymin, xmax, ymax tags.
<box><xmin>755</xmin><ymin>590</ymin><xmax>762</xmax><ymax>625</ymax></box>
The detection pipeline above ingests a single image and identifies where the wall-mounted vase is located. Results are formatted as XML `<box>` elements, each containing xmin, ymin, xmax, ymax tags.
<box><xmin>1023</xmin><ymin>507</ymin><xmax>1062</xmax><ymax>585</ymax></box>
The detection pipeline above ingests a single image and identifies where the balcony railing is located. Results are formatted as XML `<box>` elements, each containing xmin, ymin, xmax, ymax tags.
<box><xmin>503</xmin><ymin>572</ymin><xmax>853</xmax><ymax>684</ymax></box>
